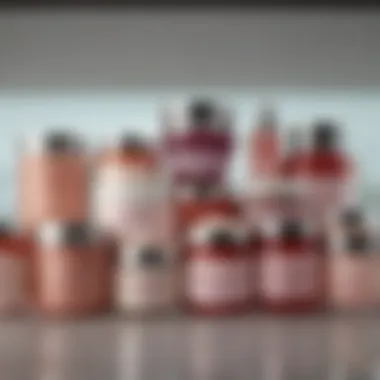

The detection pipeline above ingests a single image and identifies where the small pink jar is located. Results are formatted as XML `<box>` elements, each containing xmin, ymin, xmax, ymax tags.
<box><xmin>115</xmin><ymin>241</ymin><xmax>180</xmax><ymax>316</ymax></box>
<box><xmin>329</xmin><ymin>230</ymin><xmax>377</xmax><ymax>312</ymax></box>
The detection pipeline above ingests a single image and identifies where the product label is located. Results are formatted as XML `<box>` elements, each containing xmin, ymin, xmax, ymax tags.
<box><xmin>186</xmin><ymin>258</ymin><xmax>248</xmax><ymax>305</ymax></box>
<box><xmin>115</xmin><ymin>270</ymin><xmax>177</xmax><ymax>310</ymax></box>
<box><xmin>0</xmin><ymin>255</ymin><xmax>26</xmax><ymax>309</ymax></box>
<box><xmin>260</xmin><ymin>253</ymin><xmax>319</xmax><ymax>300</ymax></box>
<box><xmin>166</xmin><ymin>149</ymin><xmax>226</xmax><ymax>179</ymax></box>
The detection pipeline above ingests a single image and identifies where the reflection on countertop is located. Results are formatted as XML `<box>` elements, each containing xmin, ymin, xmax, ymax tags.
<box><xmin>0</xmin><ymin>315</ymin><xmax>380</xmax><ymax>380</ymax></box>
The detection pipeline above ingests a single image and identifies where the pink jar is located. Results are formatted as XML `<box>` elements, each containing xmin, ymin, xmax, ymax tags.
<box><xmin>329</xmin><ymin>229</ymin><xmax>377</xmax><ymax>312</ymax></box>
<box><xmin>115</xmin><ymin>241</ymin><xmax>180</xmax><ymax>316</ymax></box>
<box><xmin>162</xmin><ymin>98</ymin><xmax>234</xmax><ymax>187</ymax></box>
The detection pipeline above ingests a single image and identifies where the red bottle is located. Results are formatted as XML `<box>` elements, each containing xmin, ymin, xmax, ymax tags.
<box><xmin>300</xmin><ymin>121</ymin><xmax>354</xmax><ymax>218</ymax></box>
<box><xmin>249</xmin><ymin>106</ymin><xmax>280</xmax><ymax>181</ymax></box>
<box><xmin>259</xmin><ymin>218</ymin><xmax>325</xmax><ymax>314</ymax></box>
<box><xmin>185</xmin><ymin>217</ymin><xmax>249</xmax><ymax>316</ymax></box>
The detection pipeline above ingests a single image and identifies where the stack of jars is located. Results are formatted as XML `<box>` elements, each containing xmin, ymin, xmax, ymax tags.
<box><xmin>0</xmin><ymin>97</ymin><xmax>377</xmax><ymax>319</ymax></box>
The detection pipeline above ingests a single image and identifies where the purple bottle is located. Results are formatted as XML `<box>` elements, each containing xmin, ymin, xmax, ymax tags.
<box><xmin>161</xmin><ymin>98</ymin><xmax>234</xmax><ymax>188</ymax></box>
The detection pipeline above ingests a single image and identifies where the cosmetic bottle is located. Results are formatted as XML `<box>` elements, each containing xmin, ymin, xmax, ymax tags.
<box><xmin>35</xmin><ymin>222</ymin><xmax>112</xmax><ymax>317</ymax></box>
<box><xmin>329</xmin><ymin>228</ymin><xmax>377</xmax><ymax>312</ymax></box>
<box><xmin>259</xmin><ymin>218</ymin><xmax>325</xmax><ymax>314</ymax></box>
<box><xmin>115</xmin><ymin>240</ymin><xmax>179</xmax><ymax>316</ymax></box>
<box><xmin>249</xmin><ymin>105</ymin><xmax>280</xmax><ymax>181</ymax></box>
<box><xmin>94</xmin><ymin>134</ymin><xmax>173</xmax><ymax>242</ymax></box>
<box><xmin>18</xmin><ymin>130</ymin><xmax>88</xmax><ymax>232</ymax></box>
<box><xmin>162</xmin><ymin>98</ymin><xmax>233</xmax><ymax>188</ymax></box>
<box><xmin>185</xmin><ymin>217</ymin><xmax>249</xmax><ymax>316</ymax></box>
<box><xmin>300</xmin><ymin>121</ymin><xmax>354</xmax><ymax>218</ymax></box>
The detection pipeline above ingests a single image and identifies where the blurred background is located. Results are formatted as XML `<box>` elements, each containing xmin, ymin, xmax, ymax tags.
<box><xmin>2</xmin><ymin>9</ymin><xmax>380</xmax><ymax>380</ymax></box>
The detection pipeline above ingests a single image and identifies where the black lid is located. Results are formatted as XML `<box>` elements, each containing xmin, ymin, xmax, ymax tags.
<box><xmin>312</xmin><ymin>120</ymin><xmax>338</xmax><ymax>150</ymax></box>
<box><xmin>137</xmin><ymin>246</ymin><xmax>166</xmax><ymax>268</ymax></box>
<box><xmin>345</xmin><ymin>232</ymin><xmax>371</xmax><ymax>254</ymax></box>
<box><xmin>46</xmin><ymin>131</ymin><xmax>79</xmax><ymax>153</ymax></box>
<box><xmin>62</xmin><ymin>223</ymin><xmax>92</xmax><ymax>246</ymax></box>
<box><xmin>210</xmin><ymin>229</ymin><xmax>237</xmax><ymax>248</ymax></box>
<box><xmin>188</xmin><ymin>98</ymin><xmax>216</xmax><ymax>126</ymax></box>
<box><xmin>280</xmin><ymin>219</ymin><xmax>304</xmax><ymax>240</ymax></box>
<box><xmin>119</xmin><ymin>134</ymin><xmax>147</xmax><ymax>152</ymax></box>
<box><xmin>340</xmin><ymin>208</ymin><xmax>363</xmax><ymax>229</ymax></box>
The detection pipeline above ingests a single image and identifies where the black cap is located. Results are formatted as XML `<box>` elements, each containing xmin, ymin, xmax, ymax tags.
<box><xmin>280</xmin><ymin>219</ymin><xmax>304</xmax><ymax>240</ymax></box>
<box><xmin>210</xmin><ymin>229</ymin><xmax>237</xmax><ymax>248</ymax></box>
<box><xmin>188</xmin><ymin>98</ymin><xmax>216</xmax><ymax>126</ymax></box>
<box><xmin>346</xmin><ymin>232</ymin><xmax>371</xmax><ymax>254</ymax></box>
<box><xmin>312</xmin><ymin>120</ymin><xmax>339</xmax><ymax>150</ymax></box>
<box><xmin>138</xmin><ymin>246</ymin><xmax>165</xmax><ymax>268</ymax></box>
<box><xmin>340</xmin><ymin>208</ymin><xmax>363</xmax><ymax>229</ymax></box>
<box><xmin>46</xmin><ymin>131</ymin><xmax>79</xmax><ymax>153</ymax></box>
<box><xmin>63</xmin><ymin>223</ymin><xmax>92</xmax><ymax>246</ymax></box>
<box><xmin>119</xmin><ymin>134</ymin><xmax>147</xmax><ymax>152</ymax></box>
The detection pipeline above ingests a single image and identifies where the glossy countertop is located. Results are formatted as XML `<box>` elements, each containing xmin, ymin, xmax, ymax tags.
<box><xmin>1</xmin><ymin>314</ymin><xmax>380</xmax><ymax>380</ymax></box>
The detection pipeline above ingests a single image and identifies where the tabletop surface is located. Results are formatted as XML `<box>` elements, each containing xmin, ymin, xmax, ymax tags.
<box><xmin>1</xmin><ymin>314</ymin><xmax>379</xmax><ymax>380</ymax></box>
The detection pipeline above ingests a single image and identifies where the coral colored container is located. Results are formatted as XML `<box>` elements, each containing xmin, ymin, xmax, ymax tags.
<box><xmin>0</xmin><ymin>225</ymin><xmax>31</xmax><ymax>315</ymax></box>
<box><xmin>185</xmin><ymin>218</ymin><xmax>249</xmax><ymax>316</ymax></box>
<box><xmin>115</xmin><ymin>241</ymin><xmax>179</xmax><ymax>316</ymax></box>
<box><xmin>18</xmin><ymin>130</ymin><xmax>88</xmax><ymax>232</ymax></box>
<box><xmin>249</xmin><ymin>106</ymin><xmax>280</xmax><ymax>181</ymax></box>
<box><xmin>35</xmin><ymin>222</ymin><xmax>112</xmax><ymax>318</ymax></box>
<box><xmin>162</xmin><ymin>98</ymin><xmax>233</xmax><ymax>187</ymax></box>
<box><xmin>329</xmin><ymin>229</ymin><xmax>377</xmax><ymax>312</ymax></box>
<box><xmin>93</xmin><ymin>135</ymin><xmax>173</xmax><ymax>242</ymax></box>
<box><xmin>259</xmin><ymin>219</ymin><xmax>325</xmax><ymax>314</ymax></box>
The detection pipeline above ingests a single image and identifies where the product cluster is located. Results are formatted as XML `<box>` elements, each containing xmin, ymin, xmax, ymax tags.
<box><xmin>0</xmin><ymin>97</ymin><xmax>375</xmax><ymax>318</ymax></box>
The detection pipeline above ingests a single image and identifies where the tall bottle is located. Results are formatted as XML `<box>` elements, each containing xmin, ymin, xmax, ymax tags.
<box><xmin>162</xmin><ymin>98</ymin><xmax>234</xmax><ymax>188</ymax></box>
<box><xmin>248</xmin><ymin>105</ymin><xmax>280</xmax><ymax>181</ymax></box>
